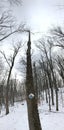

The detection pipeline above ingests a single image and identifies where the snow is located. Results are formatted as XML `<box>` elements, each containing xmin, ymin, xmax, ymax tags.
<box><xmin>0</xmin><ymin>100</ymin><xmax>64</xmax><ymax>130</ymax></box>
<box><xmin>39</xmin><ymin>103</ymin><xmax>64</xmax><ymax>130</ymax></box>
<box><xmin>0</xmin><ymin>102</ymin><xmax>28</xmax><ymax>130</ymax></box>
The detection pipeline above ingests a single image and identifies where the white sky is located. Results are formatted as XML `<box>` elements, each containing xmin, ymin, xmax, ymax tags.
<box><xmin>11</xmin><ymin>0</ymin><xmax>64</xmax><ymax>33</ymax></box>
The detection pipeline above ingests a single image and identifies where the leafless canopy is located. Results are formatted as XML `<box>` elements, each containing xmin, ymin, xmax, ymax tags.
<box><xmin>50</xmin><ymin>26</ymin><xmax>64</xmax><ymax>48</ymax></box>
<box><xmin>0</xmin><ymin>11</ymin><xmax>25</xmax><ymax>42</ymax></box>
<box><xmin>0</xmin><ymin>11</ymin><xmax>15</xmax><ymax>36</ymax></box>
<box><xmin>8</xmin><ymin>0</ymin><xmax>22</xmax><ymax>5</ymax></box>
<box><xmin>0</xmin><ymin>0</ymin><xmax>22</xmax><ymax>6</ymax></box>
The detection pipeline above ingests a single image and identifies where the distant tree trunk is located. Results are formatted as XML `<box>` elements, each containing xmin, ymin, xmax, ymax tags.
<box><xmin>6</xmin><ymin>88</ymin><xmax>9</xmax><ymax>114</ymax></box>
<box><xmin>46</xmin><ymin>75</ymin><xmax>51</xmax><ymax>111</ymax></box>
<box><xmin>50</xmin><ymin>87</ymin><xmax>54</xmax><ymax>105</ymax></box>
<box><xmin>10</xmin><ymin>85</ymin><xmax>14</xmax><ymax>106</ymax></box>
<box><xmin>26</xmin><ymin>31</ymin><xmax>42</xmax><ymax>130</ymax></box>
<box><xmin>43</xmin><ymin>61</ymin><xmax>54</xmax><ymax>106</ymax></box>
<box><xmin>45</xmin><ymin>77</ymin><xmax>48</xmax><ymax>103</ymax></box>
<box><xmin>33</xmin><ymin>62</ymin><xmax>38</xmax><ymax>102</ymax></box>
<box><xmin>55</xmin><ymin>88</ymin><xmax>59</xmax><ymax>111</ymax></box>
<box><xmin>45</xmin><ymin>89</ymin><xmax>48</xmax><ymax>103</ymax></box>
<box><xmin>14</xmin><ymin>85</ymin><xmax>17</xmax><ymax>102</ymax></box>
<box><xmin>53</xmin><ymin>72</ymin><xmax>59</xmax><ymax>111</ymax></box>
<box><xmin>5</xmin><ymin>43</ymin><xmax>21</xmax><ymax>114</ymax></box>
<box><xmin>48</xmin><ymin>73</ymin><xmax>54</xmax><ymax>105</ymax></box>
<box><xmin>48</xmin><ymin>88</ymin><xmax>51</xmax><ymax>111</ymax></box>
<box><xmin>6</xmin><ymin>70</ymin><xmax>11</xmax><ymax>114</ymax></box>
<box><xmin>1</xmin><ymin>84</ymin><xmax>4</xmax><ymax>104</ymax></box>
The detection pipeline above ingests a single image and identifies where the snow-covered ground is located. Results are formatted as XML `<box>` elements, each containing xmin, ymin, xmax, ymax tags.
<box><xmin>0</xmin><ymin>99</ymin><xmax>64</xmax><ymax>130</ymax></box>
<box><xmin>39</xmin><ymin>102</ymin><xmax>64</xmax><ymax>130</ymax></box>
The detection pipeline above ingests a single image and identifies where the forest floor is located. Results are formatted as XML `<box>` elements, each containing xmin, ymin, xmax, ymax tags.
<box><xmin>0</xmin><ymin>93</ymin><xmax>64</xmax><ymax>130</ymax></box>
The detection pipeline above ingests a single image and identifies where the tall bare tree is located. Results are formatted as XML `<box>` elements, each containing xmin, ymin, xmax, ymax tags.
<box><xmin>26</xmin><ymin>31</ymin><xmax>42</xmax><ymax>130</ymax></box>
<box><xmin>0</xmin><ymin>42</ymin><xmax>22</xmax><ymax>114</ymax></box>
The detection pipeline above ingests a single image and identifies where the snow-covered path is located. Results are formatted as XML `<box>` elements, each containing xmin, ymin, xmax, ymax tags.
<box><xmin>0</xmin><ymin>102</ymin><xmax>28</xmax><ymax>130</ymax></box>
<box><xmin>0</xmin><ymin>101</ymin><xmax>64</xmax><ymax>130</ymax></box>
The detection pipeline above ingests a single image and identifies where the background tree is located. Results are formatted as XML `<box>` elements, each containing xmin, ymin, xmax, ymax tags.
<box><xmin>36</xmin><ymin>36</ymin><xmax>59</xmax><ymax>111</ymax></box>
<box><xmin>0</xmin><ymin>42</ymin><xmax>22</xmax><ymax>114</ymax></box>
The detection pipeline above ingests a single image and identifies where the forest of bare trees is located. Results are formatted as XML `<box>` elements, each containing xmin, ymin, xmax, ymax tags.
<box><xmin>0</xmin><ymin>0</ymin><xmax>64</xmax><ymax>130</ymax></box>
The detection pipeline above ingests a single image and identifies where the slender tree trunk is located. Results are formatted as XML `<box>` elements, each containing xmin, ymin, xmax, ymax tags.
<box><xmin>45</xmin><ymin>89</ymin><xmax>48</xmax><ymax>103</ymax></box>
<box><xmin>33</xmin><ymin>62</ymin><xmax>38</xmax><ymax>102</ymax></box>
<box><xmin>50</xmin><ymin>87</ymin><xmax>54</xmax><ymax>105</ymax></box>
<box><xmin>6</xmin><ymin>73</ymin><xmax>11</xmax><ymax>115</ymax></box>
<box><xmin>45</xmin><ymin>66</ymin><xmax>54</xmax><ymax>106</ymax></box>
<box><xmin>6</xmin><ymin>63</ymin><xmax>13</xmax><ymax>114</ymax></box>
<box><xmin>53</xmin><ymin>72</ymin><xmax>59</xmax><ymax>111</ymax></box>
<box><xmin>26</xmin><ymin>31</ymin><xmax>42</xmax><ymax>130</ymax></box>
<box><xmin>6</xmin><ymin>89</ymin><xmax>9</xmax><ymax>114</ymax></box>
<box><xmin>48</xmin><ymin>88</ymin><xmax>51</xmax><ymax>111</ymax></box>
<box><xmin>55</xmin><ymin>89</ymin><xmax>59</xmax><ymax>111</ymax></box>
<box><xmin>48</xmin><ymin>74</ymin><xmax>54</xmax><ymax>105</ymax></box>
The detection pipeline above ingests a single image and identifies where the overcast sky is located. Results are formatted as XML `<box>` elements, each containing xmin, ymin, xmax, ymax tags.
<box><xmin>11</xmin><ymin>0</ymin><xmax>64</xmax><ymax>33</ymax></box>
<box><xmin>1</xmin><ymin>0</ymin><xmax>64</xmax><ymax>81</ymax></box>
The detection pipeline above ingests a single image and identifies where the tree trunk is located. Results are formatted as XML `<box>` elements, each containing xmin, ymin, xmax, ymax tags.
<box><xmin>45</xmin><ymin>89</ymin><xmax>48</xmax><ymax>103</ymax></box>
<box><xmin>6</xmin><ymin>85</ymin><xmax>9</xmax><ymax>114</ymax></box>
<box><xmin>55</xmin><ymin>89</ymin><xmax>59</xmax><ymax>111</ymax></box>
<box><xmin>33</xmin><ymin>62</ymin><xmax>38</xmax><ymax>102</ymax></box>
<box><xmin>6</xmin><ymin>70</ymin><xmax>11</xmax><ymax>114</ymax></box>
<box><xmin>26</xmin><ymin>31</ymin><xmax>42</xmax><ymax>130</ymax></box>
<box><xmin>48</xmin><ymin>88</ymin><xmax>51</xmax><ymax>111</ymax></box>
<box><xmin>46</xmin><ymin>70</ymin><xmax>54</xmax><ymax>106</ymax></box>
<box><xmin>50</xmin><ymin>87</ymin><xmax>54</xmax><ymax>105</ymax></box>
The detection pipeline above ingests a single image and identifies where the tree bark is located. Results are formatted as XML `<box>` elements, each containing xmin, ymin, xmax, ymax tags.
<box><xmin>26</xmin><ymin>31</ymin><xmax>42</xmax><ymax>130</ymax></box>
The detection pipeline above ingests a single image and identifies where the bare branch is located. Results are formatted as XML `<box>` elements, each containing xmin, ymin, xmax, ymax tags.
<box><xmin>0</xmin><ymin>0</ymin><xmax>22</xmax><ymax>6</ymax></box>
<box><xmin>8</xmin><ymin>0</ymin><xmax>22</xmax><ymax>6</ymax></box>
<box><xmin>0</xmin><ymin>51</ymin><xmax>10</xmax><ymax>67</ymax></box>
<box><xmin>0</xmin><ymin>13</ymin><xmax>25</xmax><ymax>41</ymax></box>
<box><xmin>0</xmin><ymin>30</ymin><xmax>17</xmax><ymax>41</ymax></box>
